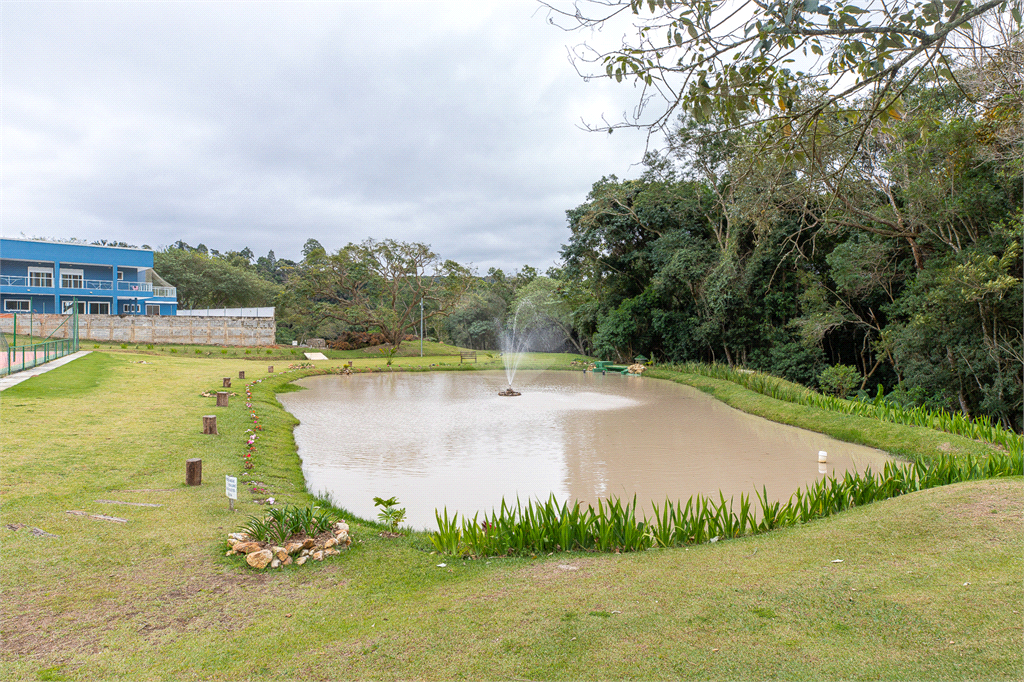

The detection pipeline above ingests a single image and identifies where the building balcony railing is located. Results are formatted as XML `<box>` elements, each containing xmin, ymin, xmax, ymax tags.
<box><xmin>1</xmin><ymin>275</ymin><xmax>175</xmax><ymax>299</ymax></box>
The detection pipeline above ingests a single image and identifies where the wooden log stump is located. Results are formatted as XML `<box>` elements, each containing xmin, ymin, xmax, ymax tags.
<box><xmin>238</xmin><ymin>370</ymin><xmax>245</xmax><ymax>379</ymax></box>
<box><xmin>186</xmin><ymin>458</ymin><xmax>202</xmax><ymax>486</ymax></box>
<box><xmin>202</xmin><ymin>415</ymin><xmax>218</xmax><ymax>435</ymax></box>
<box><xmin>268</xmin><ymin>366</ymin><xmax>274</xmax><ymax>373</ymax></box>
<box><xmin>222</xmin><ymin>377</ymin><xmax>231</xmax><ymax>388</ymax></box>
<box><xmin>216</xmin><ymin>391</ymin><xmax>229</xmax><ymax>407</ymax></box>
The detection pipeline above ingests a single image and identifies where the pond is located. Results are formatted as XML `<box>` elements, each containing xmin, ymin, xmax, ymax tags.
<box><xmin>278</xmin><ymin>370</ymin><xmax>892</xmax><ymax>529</ymax></box>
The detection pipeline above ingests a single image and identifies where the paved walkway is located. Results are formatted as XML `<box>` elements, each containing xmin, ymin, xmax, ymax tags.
<box><xmin>0</xmin><ymin>351</ymin><xmax>92</xmax><ymax>391</ymax></box>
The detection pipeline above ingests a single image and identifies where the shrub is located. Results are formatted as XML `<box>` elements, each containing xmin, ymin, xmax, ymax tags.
<box><xmin>240</xmin><ymin>505</ymin><xmax>338</xmax><ymax>545</ymax></box>
<box><xmin>818</xmin><ymin>364</ymin><xmax>863</xmax><ymax>399</ymax></box>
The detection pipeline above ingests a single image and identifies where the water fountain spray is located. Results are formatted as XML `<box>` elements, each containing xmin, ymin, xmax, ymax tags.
<box><xmin>497</xmin><ymin>300</ymin><xmax>535</xmax><ymax>396</ymax></box>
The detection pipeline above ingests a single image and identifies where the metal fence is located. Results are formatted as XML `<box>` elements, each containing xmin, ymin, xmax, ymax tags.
<box><xmin>1</xmin><ymin>307</ymin><xmax>80</xmax><ymax>376</ymax></box>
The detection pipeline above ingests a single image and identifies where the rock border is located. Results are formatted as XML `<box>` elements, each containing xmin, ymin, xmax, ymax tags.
<box><xmin>226</xmin><ymin>521</ymin><xmax>352</xmax><ymax>569</ymax></box>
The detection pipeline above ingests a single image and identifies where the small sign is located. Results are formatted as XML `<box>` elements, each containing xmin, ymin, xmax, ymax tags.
<box><xmin>225</xmin><ymin>476</ymin><xmax>237</xmax><ymax>500</ymax></box>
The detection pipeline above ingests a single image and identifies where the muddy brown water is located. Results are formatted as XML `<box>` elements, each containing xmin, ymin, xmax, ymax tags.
<box><xmin>278</xmin><ymin>370</ymin><xmax>892</xmax><ymax>530</ymax></box>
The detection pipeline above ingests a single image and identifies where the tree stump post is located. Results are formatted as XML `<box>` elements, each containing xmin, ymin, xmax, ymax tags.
<box><xmin>222</xmin><ymin>377</ymin><xmax>231</xmax><ymax>388</ymax></box>
<box><xmin>216</xmin><ymin>392</ymin><xmax>229</xmax><ymax>407</ymax></box>
<box><xmin>186</xmin><ymin>458</ymin><xmax>202</xmax><ymax>486</ymax></box>
<box><xmin>202</xmin><ymin>415</ymin><xmax>218</xmax><ymax>435</ymax></box>
<box><xmin>238</xmin><ymin>370</ymin><xmax>245</xmax><ymax>379</ymax></box>
<box><xmin>268</xmin><ymin>366</ymin><xmax>274</xmax><ymax>373</ymax></box>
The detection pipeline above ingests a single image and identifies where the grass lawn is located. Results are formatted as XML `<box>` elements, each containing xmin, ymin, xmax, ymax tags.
<box><xmin>1</xmin><ymin>351</ymin><xmax>1020</xmax><ymax>680</ymax></box>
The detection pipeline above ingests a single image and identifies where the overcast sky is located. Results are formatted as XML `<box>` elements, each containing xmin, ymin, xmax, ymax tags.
<box><xmin>2</xmin><ymin>1</ymin><xmax>655</xmax><ymax>273</ymax></box>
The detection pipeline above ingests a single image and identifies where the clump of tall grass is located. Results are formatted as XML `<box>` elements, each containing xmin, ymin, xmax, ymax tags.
<box><xmin>670</xmin><ymin>362</ymin><xmax>1022</xmax><ymax>456</ymax></box>
<box><xmin>430</xmin><ymin>451</ymin><xmax>1022</xmax><ymax>558</ymax></box>
<box><xmin>240</xmin><ymin>504</ymin><xmax>338</xmax><ymax>546</ymax></box>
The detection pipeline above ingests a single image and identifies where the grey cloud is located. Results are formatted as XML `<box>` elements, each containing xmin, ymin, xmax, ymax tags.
<box><xmin>2</xmin><ymin>1</ymin><xmax>649</xmax><ymax>270</ymax></box>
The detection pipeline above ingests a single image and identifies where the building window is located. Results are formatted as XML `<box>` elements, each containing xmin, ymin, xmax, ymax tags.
<box><xmin>117</xmin><ymin>271</ymin><xmax>124</xmax><ymax>280</ymax></box>
<box><xmin>61</xmin><ymin>269</ymin><xmax>84</xmax><ymax>289</ymax></box>
<box><xmin>62</xmin><ymin>301</ymin><xmax>86</xmax><ymax>314</ymax></box>
<box><xmin>123</xmin><ymin>303</ymin><xmax>140</xmax><ymax>313</ymax></box>
<box><xmin>28</xmin><ymin>267</ymin><xmax>53</xmax><ymax>287</ymax></box>
<box><xmin>146</xmin><ymin>304</ymin><xmax>160</xmax><ymax>316</ymax></box>
<box><xmin>4</xmin><ymin>299</ymin><xmax>30</xmax><ymax>312</ymax></box>
<box><xmin>88</xmin><ymin>302</ymin><xmax>110</xmax><ymax>315</ymax></box>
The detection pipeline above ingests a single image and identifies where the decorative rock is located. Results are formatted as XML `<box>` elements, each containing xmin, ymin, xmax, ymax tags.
<box><xmin>245</xmin><ymin>549</ymin><xmax>273</xmax><ymax>569</ymax></box>
<box><xmin>312</xmin><ymin>550</ymin><xmax>324</xmax><ymax>561</ymax></box>
<box><xmin>283</xmin><ymin>556</ymin><xmax>293</xmax><ymax>566</ymax></box>
<box><xmin>324</xmin><ymin>547</ymin><xmax>340</xmax><ymax>556</ymax></box>
<box><xmin>233</xmin><ymin>541</ymin><xmax>262</xmax><ymax>554</ymax></box>
<box><xmin>228</xmin><ymin>532</ymin><xmax>250</xmax><ymax>542</ymax></box>
<box><xmin>300</xmin><ymin>549</ymin><xmax>310</xmax><ymax>557</ymax></box>
<box><xmin>284</xmin><ymin>541</ymin><xmax>304</xmax><ymax>555</ymax></box>
<box><xmin>225</xmin><ymin>550</ymin><xmax>236</xmax><ymax>556</ymax></box>
<box><xmin>302</xmin><ymin>538</ymin><xmax>316</xmax><ymax>550</ymax></box>
<box><xmin>271</xmin><ymin>558</ymin><xmax>281</xmax><ymax>569</ymax></box>
<box><xmin>273</xmin><ymin>546</ymin><xmax>288</xmax><ymax>561</ymax></box>
<box><xmin>324</xmin><ymin>538</ymin><xmax>336</xmax><ymax>549</ymax></box>
<box><xmin>295</xmin><ymin>556</ymin><xmax>308</xmax><ymax>566</ymax></box>
<box><xmin>335</xmin><ymin>522</ymin><xmax>349</xmax><ymax>532</ymax></box>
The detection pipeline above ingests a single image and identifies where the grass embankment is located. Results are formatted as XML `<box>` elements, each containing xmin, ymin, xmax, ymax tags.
<box><xmin>645</xmin><ymin>366</ymin><xmax>1003</xmax><ymax>465</ymax></box>
<box><xmin>1</xmin><ymin>352</ymin><xmax>1020</xmax><ymax>680</ymax></box>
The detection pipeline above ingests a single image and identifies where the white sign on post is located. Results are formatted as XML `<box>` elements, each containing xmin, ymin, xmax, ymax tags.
<box><xmin>225</xmin><ymin>476</ymin><xmax>237</xmax><ymax>511</ymax></box>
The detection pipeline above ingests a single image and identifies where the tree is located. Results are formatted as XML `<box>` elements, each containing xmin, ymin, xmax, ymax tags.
<box><xmin>511</xmin><ymin>276</ymin><xmax>589</xmax><ymax>354</ymax></box>
<box><xmin>289</xmin><ymin>239</ymin><xmax>473</xmax><ymax>349</ymax></box>
<box><xmin>154</xmin><ymin>248</ymin><xmax>281</xmax><ymax>310</ymax></box>
<box><xmin>546</xmin><ymin>0</ymin><xmax>1021</xmax><ymax>139</ymax></box>
<box><xmin>302</xmin><ymin>239</ymin><xmax>326</xmax><ymax>262</ymax></box>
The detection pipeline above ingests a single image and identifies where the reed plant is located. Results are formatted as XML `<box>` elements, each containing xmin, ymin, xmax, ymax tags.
<box><xmin>671</xmin><ymin>362</ymin><xmax>1023</xmax><ymax>455</ymax></box>
<box><xmin>430</xmin><ymin>451</ymin><xmax>1022</xmax><ymax>558</ymax></box>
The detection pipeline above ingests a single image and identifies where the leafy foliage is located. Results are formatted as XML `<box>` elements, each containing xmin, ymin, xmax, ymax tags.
<box><xmin>240</xmin><ymin>505</ymin><xmax>338</xmax><ymax>546</ymax></box>
<box><xmin>431</xmin><ymin>448</ymin><xmax>1022</xmax><ymax>557</ymax></box>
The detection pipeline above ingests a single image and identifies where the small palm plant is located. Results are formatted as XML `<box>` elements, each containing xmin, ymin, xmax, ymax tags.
<box><xmin>373</xmin><ymin>496</ymin><xmax>407</xmax><ymax>533</ymax></box>
<box><xmin>378</xmin><ymin>345</ymin><xmax>399</xmax><ymax>367</ymax></box>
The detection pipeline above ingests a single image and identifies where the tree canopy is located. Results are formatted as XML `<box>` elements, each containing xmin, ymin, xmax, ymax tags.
<box><xmin>154</xmin><ymin>246</ymin><xmax>281</xmax><ymax>310</ymax></box>
<box><xmin>547</xmin><ymin>0</ymin><xmax>1021</xmax><ymax>137</ymax></box>
<box><xmin>287</xmin><ymin>239</ymin><xmax>473</xmax><ymax>349</ymax></box>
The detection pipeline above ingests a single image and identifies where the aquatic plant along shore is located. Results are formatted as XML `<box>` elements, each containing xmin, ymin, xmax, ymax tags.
<box><xmin>432</xmin><ymin>450</ymin><xmax>1023</xmax><ymax>557</ymax></box>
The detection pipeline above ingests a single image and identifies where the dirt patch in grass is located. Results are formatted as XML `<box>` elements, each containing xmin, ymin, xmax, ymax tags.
<box><xmin>510</xmin><ymin>556</ymin><xmax>607</xmax><ymax>583</ymax></box>
<box><xmin>940</xmin><ymin>479</ymin><xmax>1022</xmax><ymax>529</ymax></box>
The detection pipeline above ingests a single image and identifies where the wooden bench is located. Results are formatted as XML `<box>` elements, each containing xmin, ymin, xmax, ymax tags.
<box><xmin>460</xmin><ymin>351</ymin><xmax>477</xmax><ymax>363</ymax></box>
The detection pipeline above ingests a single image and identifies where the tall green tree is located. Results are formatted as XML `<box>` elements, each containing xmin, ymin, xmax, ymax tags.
<box><xmin>154</xmin><ymin>248</ymin><xmax>281</xmax><ymax>310</ymax></box>
<box><xmin>288</xmin><ymin>239</ymin><xmax>472</xmax><ymax>349</ymax></box>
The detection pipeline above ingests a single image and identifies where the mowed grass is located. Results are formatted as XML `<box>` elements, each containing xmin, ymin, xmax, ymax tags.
<box><xmin>0</xmin><ymin>352</ymin><xmax>1021</xmax><ymax>680</ymax></box>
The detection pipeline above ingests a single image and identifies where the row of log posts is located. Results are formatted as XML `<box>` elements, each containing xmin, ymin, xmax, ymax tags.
<box><xmin>190</xmin><ymin>367</ymin><xmax>267</xmax><ymax>486</ymax></box>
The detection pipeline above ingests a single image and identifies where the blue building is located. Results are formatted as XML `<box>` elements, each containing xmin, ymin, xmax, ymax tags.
<box><xmin>0</xmin><ymin>238</ymin><xmax>177</xmax><ymax>315</ymax></box>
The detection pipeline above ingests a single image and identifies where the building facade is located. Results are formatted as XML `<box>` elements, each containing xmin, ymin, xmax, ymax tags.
<box><xmin>0</xmin><ymin>238</ymin><xmax>178</xmax><ymax>316</ymax></box>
